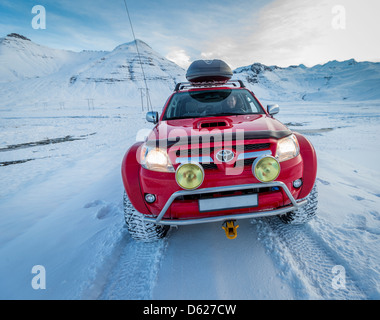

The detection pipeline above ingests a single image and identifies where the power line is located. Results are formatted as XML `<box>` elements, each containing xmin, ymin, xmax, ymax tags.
<box><xmin>122</xmin><ymin>0</ymin><xmax>152</xmax><ymax>111</ymax></box>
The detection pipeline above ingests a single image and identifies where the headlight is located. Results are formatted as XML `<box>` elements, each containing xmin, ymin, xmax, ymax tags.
<box><xmin>176</xmin><ymin>163</ymin><xmax>204</xmax><ymax>190</ymax></box>
<box><xmin>141</xmin><ymin>144</ymin><xmax>174</xmax><ymax>172</ymax></box>
<box><xmin>275</xmin><ymin>134</ymin><xmax>300</xmax><ymax>162</ymax></box>
<box><xmin>252</xmin><ymin>156</ymin><xmax>280</xmax><ymax>183</ymax></box>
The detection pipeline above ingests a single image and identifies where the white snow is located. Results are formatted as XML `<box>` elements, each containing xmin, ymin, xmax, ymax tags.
<box><xmin>233</xmin><ymin>60</ymin><xmax>380</xmax><ymax>102</ymax></box>
<box><xmin>0</xmin><ymin>35</ymin><xmax>380</xmax><ymax>300</ymax></box>
<box><xmin>0</xmin><ymin>35</ymin><xmax>185</xmax><ymax>110</ymax></box>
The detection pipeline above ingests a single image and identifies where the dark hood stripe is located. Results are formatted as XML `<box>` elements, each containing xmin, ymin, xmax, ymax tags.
<box><xmin>146</xmin><ymin>130</ymin><xmax>292</xmax><ymax>148</ymax></box>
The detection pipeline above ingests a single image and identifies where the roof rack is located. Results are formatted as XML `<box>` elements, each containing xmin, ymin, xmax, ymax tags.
<box><xmin>174</xmin><ymin>80</ymin><xmax>246</xmax><ymax>92</ymax></box>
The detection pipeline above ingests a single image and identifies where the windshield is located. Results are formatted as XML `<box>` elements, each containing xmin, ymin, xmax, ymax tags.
<box><xmin>162</xmin><ymin>89</ymin><xmax>265</xmax><ymax>120</ymax></box>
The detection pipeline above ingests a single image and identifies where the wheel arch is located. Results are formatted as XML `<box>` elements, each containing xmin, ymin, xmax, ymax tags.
<box><xmin>294</xmin><ymin>132</ymin><xmax>318</xmax><ymax>199</ymax></box>
<box><xmin>121</xmin><ymin>142</ymin><xmax>150</xmax><ymax>215</ymax></box>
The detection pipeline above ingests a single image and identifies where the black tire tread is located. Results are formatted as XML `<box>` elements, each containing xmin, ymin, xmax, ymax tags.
<box><xmin>123</xmin><ymin>192</ymin><xmax>169</xmax><ymax>242</ymax></box>
<box><xmin>279</xmin><ymin>184</ymin><xmax>318</xmax><ymax>225</ymax></box>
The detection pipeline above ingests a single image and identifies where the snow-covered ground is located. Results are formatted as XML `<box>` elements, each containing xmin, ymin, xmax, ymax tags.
<box><xmin>1</xmin><ymin>99</ymin><xmax>379</xmax><ymax>300</ymax></box>
<box><xmin>1</xmin><ymin>34</ymin><xmax>379</xmax><ymax>300</ymax></box>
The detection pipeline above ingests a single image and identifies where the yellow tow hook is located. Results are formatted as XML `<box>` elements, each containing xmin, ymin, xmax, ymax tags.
<box><xmin>222</xmin><ymin>220</ymin><xmax>239</xmax><ymax>240</ymax></box>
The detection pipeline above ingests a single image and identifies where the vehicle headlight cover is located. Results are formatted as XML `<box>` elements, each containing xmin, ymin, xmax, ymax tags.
<box><xmin>275</xmin><ymin>134</ymin><xmax>300</xmax><ymax>162</ymax></box>
<box><xmin>253</xmin><ymin>156</ymin><xmax>280</xmax><ymax>183</ymax></box>
<box><xmin>141</xmin><ymin>144</ymin><xmax>174</xmax><ymax>172</ymax></box>
<box><xmin>176</xmin><ymin>163</ymin><xmax>204</xmax><ymax>190</ymax></box>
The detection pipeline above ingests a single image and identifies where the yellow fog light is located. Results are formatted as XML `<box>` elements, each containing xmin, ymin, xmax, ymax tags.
<box><xmin>252</xmin><ymin>156</ymin><xmax>280</xmax><ymax>183</ymax></box>
<box><xmin>176</xmin><ymin>163</ymin><xmax>204</xmax><ymax>190</ymax></box>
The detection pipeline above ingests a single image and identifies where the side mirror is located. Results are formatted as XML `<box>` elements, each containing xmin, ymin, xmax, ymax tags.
<box><xmin>267</xmin><ymin>104</ymin><xmax>280</xmax><ymax>115</ymax></box>
<box><xmin>146</xmin><ymin>111</ymin><xmax>159</xmax><ymax>124</ymax></box>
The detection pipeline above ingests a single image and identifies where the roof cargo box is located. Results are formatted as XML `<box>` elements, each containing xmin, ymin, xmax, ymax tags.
<box><xmin>186</xmin><ymin>59</ymin><xmax>233</xmax><ymax>83</ymax></box>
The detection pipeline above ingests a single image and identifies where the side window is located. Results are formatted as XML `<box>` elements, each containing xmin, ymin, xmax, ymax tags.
<box><xmin>169</xmin><ymin>96</ymin><xmax>178</xmax><ymax>118</ymax></box>
<box><xmin>246</xmin><ymin>95</ymin><xmax>260</xmax><ymax>113</ymax></box>
<box><xmin>248</xmin><ymin>100</ymin><xmax>256</xmax><ymax>113</ymax></box>
<box><xmin>240</xmin><ymin>94</ymin><xmax>252</xmax><ymax>113</ymax></box>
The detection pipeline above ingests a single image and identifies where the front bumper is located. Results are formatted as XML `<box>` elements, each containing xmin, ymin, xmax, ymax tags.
<box><xmin>144</xmin><ymin>181</ymin><xmax>307</xmax><ymax>226</ymax></box>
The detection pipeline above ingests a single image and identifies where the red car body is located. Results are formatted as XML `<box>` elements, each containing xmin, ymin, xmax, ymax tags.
<box><xmin>121</xmin><ymin>84</ymin><xmax>317</xmax><ymax>227</ymax></box>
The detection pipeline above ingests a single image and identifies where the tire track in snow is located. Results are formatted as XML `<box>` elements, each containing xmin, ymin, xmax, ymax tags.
<box><xmin>78</xmin><ymin>199</ymin><xmax>169</xmax><ymax>300</ymax></box>
<box><xmin>98</xmin><ymin>236</ymin><xmax>168</xmax><ymax>300</ymax></box>
<box><xmin>153</xmin><ymin>221</ymin><xmax>295</xmax><ymax>300</ymax></box>
<box><xmin>254</xmin><ymin>218</ymin><xmax>367</xmax><ymax>299</ymax></box>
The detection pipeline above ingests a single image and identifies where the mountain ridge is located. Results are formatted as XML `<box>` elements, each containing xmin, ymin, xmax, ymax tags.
<box><xmin>1</xmin><ymin>34</ymin><xmax>379</xmax><ymax>108</ymax></box>
<box><xmin>233</xmin><ymin>59</ymin><xmax>380</xmax><ymax>102</ymax></box>
<box><xmin>0</xmin><ymin>34</ymin><xmax>185</xmax><ymax>108</ymax></box>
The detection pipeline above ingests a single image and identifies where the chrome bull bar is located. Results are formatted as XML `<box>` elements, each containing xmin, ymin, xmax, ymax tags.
<box><xmin>144</xmin><ymin>181</ymin><xmax>307</xmax><ymax>226</ymax></box>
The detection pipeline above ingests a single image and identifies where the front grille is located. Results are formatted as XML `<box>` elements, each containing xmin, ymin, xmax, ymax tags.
<box><xmin>175</xmin><ymin>143</ymin><xmax>270</xmax><ymax>157</ymax></box>
<box><xmin>174</xmin><ymin>142</ymin><xmax>271</xmax><ymax>170</ymax></box>
<box><xmin>176</xmin><ymin>147</ymin><xmax>214</xmax><ymax>157</ymax></box>
<box><xmin>234</xmin><ymin>143</ymin><xmax>270</xmax><ymax>151</ymax></box>
<box><xmin>234</xmin><ymin>158</ymin><xmax>256</xmax><ymax>168</ymax></box>
<box><xmin>201</xmin><ymin>163</ymin><xmax>218</xmax><ymax>170</ymax></box>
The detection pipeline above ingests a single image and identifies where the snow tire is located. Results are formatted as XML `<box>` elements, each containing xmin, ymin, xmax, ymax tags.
<box><xmin>123</xmin><ymin>191</ymin><xmax>169</xmax><ymax>242</ymax></box>
<box><xmin>279</xmin><ymin>184</ymin><xmax>318</xmax><ymax>225</ymax></box>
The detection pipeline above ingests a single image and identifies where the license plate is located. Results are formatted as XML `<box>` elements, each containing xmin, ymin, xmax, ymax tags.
<box><xmin>199</xmin><ymin>194</ymin><xmax>258</xmax><ymax>212</ymax></box>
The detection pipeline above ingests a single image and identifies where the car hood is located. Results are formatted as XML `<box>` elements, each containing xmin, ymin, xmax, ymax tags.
<box><xmin>146</xmin><ymin>115</ymin><xmax>291</xmax><ymax>147</ymax></box>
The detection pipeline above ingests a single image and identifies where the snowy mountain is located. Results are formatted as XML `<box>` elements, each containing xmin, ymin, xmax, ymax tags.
<box><xmin>233</xmin><ymin>60</ymin><xmax>380</xmax><ymax>102</ymax></box>
<box><xmin>0</xmin><ymin>33</ymin><xmax>100</xmax><ymax>83</ymax></box>
<box><xmin>0</xmin><ymin>34</ymin><xmax>185</xmax><ymax>109</ymax></box>
<box><xmin>1</xmin><ymin>33</ymin><xmax>380</xmax><ymax>110</ymax></box>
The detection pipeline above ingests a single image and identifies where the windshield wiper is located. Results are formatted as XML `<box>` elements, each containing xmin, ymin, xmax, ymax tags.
<box><xmin>164</xmin><ymin>116</ymin><xmax>197</xmax><ymax>120</ymax></box>
<box><xmin>164</xmin><ymin>113</ymin><xmax>252</xmax><ymax>120</ymax></box>
<box><xmin>214</xmin><ymin>112</ymin><xmax>247</xmax><ymax>116</ymax></box>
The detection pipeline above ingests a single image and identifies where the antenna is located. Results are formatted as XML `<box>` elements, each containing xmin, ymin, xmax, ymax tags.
<box><xmin>122</xmin><ymin>0</ymin><xmax>152</xmax><ymax>112</ymax></box>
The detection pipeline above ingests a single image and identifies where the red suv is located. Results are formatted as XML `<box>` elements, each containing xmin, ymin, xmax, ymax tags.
<box><xmin>121</xmin><ymin>60</ymin><xmax>318</xmax><ymax>241</ymax></box>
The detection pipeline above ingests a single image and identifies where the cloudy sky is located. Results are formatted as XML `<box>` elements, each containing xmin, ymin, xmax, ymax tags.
<box><xmin>1</xmin><ymin>0</ymin><xmax>379</xmax><ymax>69</ymax></box>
